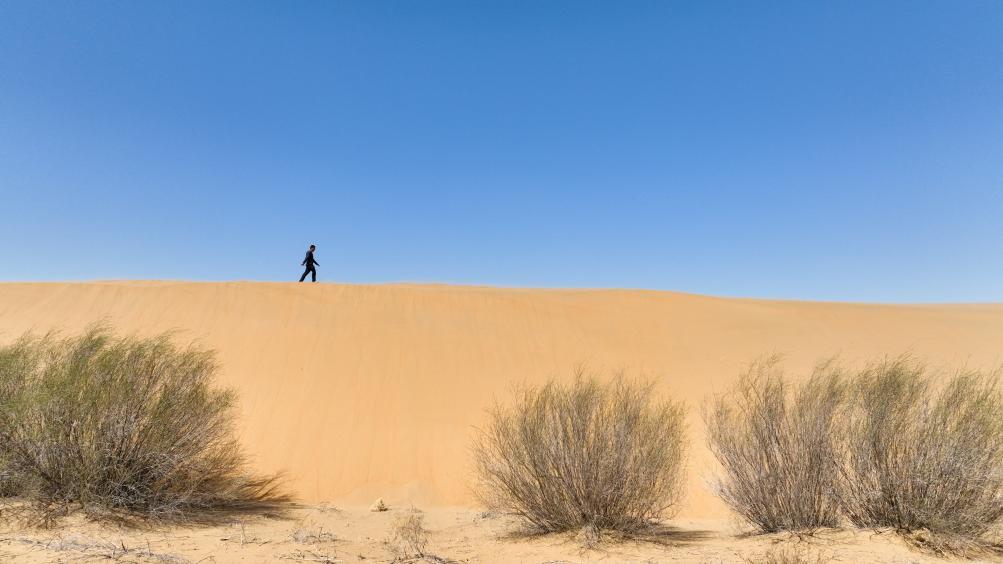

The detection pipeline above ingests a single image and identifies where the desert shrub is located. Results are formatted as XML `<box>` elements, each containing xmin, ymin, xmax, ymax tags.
<box><xmin>843</xmin><ymin>357</ymin><xmax>1003</xmax><ymax>542</ymax></box>
<box><xmin>0</xmin><ymin>334</ymin><xmax>42</xmax><ymax>497</ymax></box>
<box><xmin>704</xmin><ymin>357</ymin><xmax>847</xmax><ymax>533</ymax></box>
<box><xmin>0</xmin><ymin>326</ymin><xmax>286</xmax><ymax>521</ymax></box>
<box><xmin>473</xmin><ymin>370</ymin><xmax>686</xmax><ymax>536</ymax></box>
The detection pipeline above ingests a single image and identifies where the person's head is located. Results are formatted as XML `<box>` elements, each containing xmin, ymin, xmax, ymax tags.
<box><xmin>309</xmin><ymin>244</ymin><xmax>316</xmax><ymax>251</ymax></box>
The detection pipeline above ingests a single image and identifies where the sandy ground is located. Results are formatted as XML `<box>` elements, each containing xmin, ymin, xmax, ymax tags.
<box><xmin>0</xmin><ymin>504</ymin><xmax>986</xmax><ymax>563</ymax></box>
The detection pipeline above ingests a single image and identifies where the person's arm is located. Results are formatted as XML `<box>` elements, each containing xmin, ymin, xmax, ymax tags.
<box><xmin>301</xmin><ymin>253</ymin><xmax>308</xmax><ymax>266</ymax></box>
<box><xmin>314</xmin><ymin>259</ymin><xmax>319</xmax><ymax>266</ymax></box>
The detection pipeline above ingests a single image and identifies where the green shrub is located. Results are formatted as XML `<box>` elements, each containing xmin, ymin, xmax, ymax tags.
<box><xmin>473</xmin><ymin>370</ymin><xmax>687</xmax><ymax>536</ymax></box>
<box><xmin>0</xmin><ymin>326</ymin><xmax>286</xmax><ymax>521</ymax></box>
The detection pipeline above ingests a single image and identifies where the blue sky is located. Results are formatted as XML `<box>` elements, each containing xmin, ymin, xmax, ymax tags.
<box><xmin>1</xmin><ymin>1</ymin><xmax>1001</xmax><ymax>302</ymax></box>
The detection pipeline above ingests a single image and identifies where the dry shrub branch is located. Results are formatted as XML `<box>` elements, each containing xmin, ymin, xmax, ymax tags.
<box><xmin>474</xmin><ymin>370</ymin><xmax>686</xmax><ymax>536</ymax></box>
<box><xmin>704</xmin><ymin>357</ymin><xmax>847</xmax><ymax>533</ymax></box>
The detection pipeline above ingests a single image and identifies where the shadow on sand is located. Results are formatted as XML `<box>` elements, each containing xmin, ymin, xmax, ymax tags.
<box><xmin>0</xmin><ymin>497</ymin><xmax>297</xmax><ymax>530</ymax></box>
<box><xmin>497</xmin><ymin>521</ymin><xmax>715</xmax><ymax>553</ymax></box>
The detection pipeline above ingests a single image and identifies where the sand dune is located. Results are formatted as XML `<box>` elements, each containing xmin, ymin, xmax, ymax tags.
<box><xmin>0</xmin><ymin>281</ymin><xmax>1001</xmax><ymax>518</ymax></box>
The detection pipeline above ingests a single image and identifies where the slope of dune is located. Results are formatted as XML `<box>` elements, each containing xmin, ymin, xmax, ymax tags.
<box><xmin>0</xmin><ymin>281</ymin><xmax>1001</xmax><ymax>518</ymax></box>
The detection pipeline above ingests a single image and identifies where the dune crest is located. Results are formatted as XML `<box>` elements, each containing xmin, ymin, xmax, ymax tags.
<box><xmin>1</xmin><ymin>281</ymin><xmax>1000</xmax><ymax>517</ymax></box>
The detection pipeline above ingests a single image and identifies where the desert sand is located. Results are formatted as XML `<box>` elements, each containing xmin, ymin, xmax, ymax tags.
<box><xmin>0</xmin><ymin>504</ymin><xmax>975</xmax><ymax>563</ymax></box>
<box><xmin>0</xmin><ymin>281</ymin><xmax>1001</xmax><ymax>562</ymax></box>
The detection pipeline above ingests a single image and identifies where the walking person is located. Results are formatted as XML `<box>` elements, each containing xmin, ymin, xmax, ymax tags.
<box><xmin>299</xmin><ymin>244</ymin><xmax>320</xmax><ymax>282</ymax></box>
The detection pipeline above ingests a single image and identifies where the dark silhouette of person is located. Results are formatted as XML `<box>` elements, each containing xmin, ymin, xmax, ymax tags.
<box><xmin>299</xmin><ymin>244</ymin><xmax>319</xmax><ymax>282</ymax></box>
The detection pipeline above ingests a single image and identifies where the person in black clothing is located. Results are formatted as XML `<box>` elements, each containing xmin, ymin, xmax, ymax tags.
<box><xmin>299</xmin><ymin>244</ymin><xmax>320</xmax><ymax>282</ymax></box>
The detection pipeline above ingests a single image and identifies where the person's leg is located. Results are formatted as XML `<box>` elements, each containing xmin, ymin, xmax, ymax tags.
<box><xmin>299</xmin><ymin>267</ymin><xmax>309</xmax><ymax>282</ymax></box>
<box><xmin>311</xmin><ymin>267</ymin><xmax>317</xmax><ymax>282</ymax></box>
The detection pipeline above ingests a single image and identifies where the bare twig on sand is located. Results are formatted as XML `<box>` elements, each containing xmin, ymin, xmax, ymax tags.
<box><xmin>278</xmin><ymin>548</ymin><xmax>341</xmax><ymax>562</ymax></box>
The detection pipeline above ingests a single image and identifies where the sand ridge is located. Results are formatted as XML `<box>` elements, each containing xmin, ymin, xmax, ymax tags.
<box><xmin>0</xmin><ymin>281</ymin><xmax>1001</xmax><ymax>518</ymax></box>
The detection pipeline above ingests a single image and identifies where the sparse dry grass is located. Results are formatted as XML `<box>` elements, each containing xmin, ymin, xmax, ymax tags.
<box><xmin>843</xmin><ymin>357</ymin><xmax>1003</xmax><ymax>549</ymax></box>
<box><xmin>386</xmin><ymin>507</ymin><xmax>435</xmax><ymax>562</ymax></box>
<box><xmin>704</xmin><ymin>357</ymin><xmax>847</xmax><ymax>533</ymax></box>
<box><xmin>743</xmin><ymin>544</ymin><xmax>832</xmax><ymax>564</ymax></box>
<box><xmin>0</xmin><ymin>326</ymin><xmax>288</xmax><ymax>523</ymax></box>
<box><xmin>10</xmin><ymin>534</ymin><xmax>189</xmax><ymax>563</ymax></box>
<box><xmin>278</xmin><ymin>548</ymin><xmax>340</xmax><ymax>563</ymax></box>
<box><xmin>473</xmin><ymin>370</ymin><xmax>686</xmax><ymax>537</ymax></box>
<box><xmin>291</xmin><ymin>520</ymin><xmax>336</xmax><ymax>544</ymax></box>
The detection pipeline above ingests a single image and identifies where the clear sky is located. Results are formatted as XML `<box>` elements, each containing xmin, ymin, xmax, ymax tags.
<box><xmin>1</xmin><ymin>1</ymin><xmax>1001</xmax><ymax>302</ymax></box>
